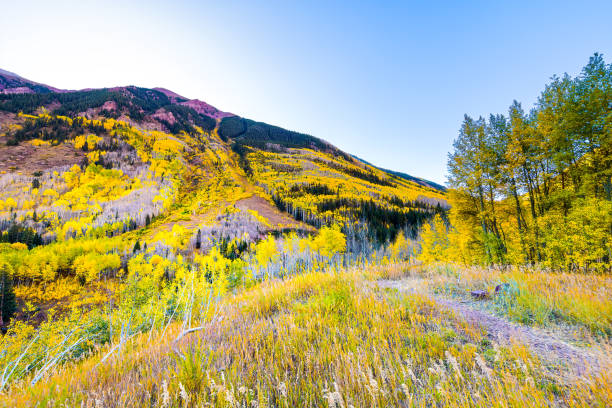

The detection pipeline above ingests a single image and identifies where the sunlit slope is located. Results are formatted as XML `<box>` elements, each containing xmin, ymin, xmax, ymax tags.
<box><xmin>240</xmin><ymin>145</ymin><xmax>446</xmax><ymax>242</ymax></box>
<box><xmin>0</xmin><ymin>112</ymin><xmax>304</xmax><ymax>251</ymax></box>
<box><xmin>0</xmin><ymin>77</ymin><xmax>446</xmax><ymax>249</ymax></box>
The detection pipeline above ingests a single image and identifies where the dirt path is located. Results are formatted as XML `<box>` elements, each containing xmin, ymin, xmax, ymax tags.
<box><xmin>378</xmin><ymin>279</ymin><xmax>607</xmax><ymax>378</ymax></box>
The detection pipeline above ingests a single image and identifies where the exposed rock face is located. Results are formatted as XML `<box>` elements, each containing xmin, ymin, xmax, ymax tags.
<box><xmin>153</xmin><ymin>87</ymin><xmax>234</xmax><ymax>119</ymax></box>
<box><xmin>101</xmin><ymin>100</ymin><xmax>117</xmax><ymax>111</ymax></box>
<box><xmin>180</xmin><ymin>99</ymin><xmax>234</xmax><ymax>119</ymax></box>
<box><xmin>151</xmin><ymin>108</ymin><xmax>177</xmax><ymax>124</ymax></box>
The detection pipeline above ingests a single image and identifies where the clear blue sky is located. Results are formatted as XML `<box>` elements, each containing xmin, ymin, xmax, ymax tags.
<box><xmin>1</xmin><ymin>1</ymin><xmax>611</xmax><ymax>184</ymax></box>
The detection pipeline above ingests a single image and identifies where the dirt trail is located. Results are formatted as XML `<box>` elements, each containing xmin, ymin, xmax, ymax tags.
<box><xmin>378</xmin><ymin>279</ymin><xmax>608</xmax><ymax>378</ymax></box>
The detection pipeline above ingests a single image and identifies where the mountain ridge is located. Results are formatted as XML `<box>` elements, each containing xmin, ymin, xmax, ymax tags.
<box><xmin>0</xmin><ymin>69</ymin><xmax>441</xmax><ymax>191</ymax></box>
<box><xmin>352</xmin><ymin>155</ymin><xmax>446</xmax><ymax>192</ymax></box>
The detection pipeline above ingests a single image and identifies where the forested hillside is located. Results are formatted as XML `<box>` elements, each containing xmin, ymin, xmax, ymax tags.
<box><xmin>0</xmin><ymin>69</ymin><xmax>445</xmax><ymax>391</ymax></box>
<box><xmin>420</xmin><ymin>53</ymin><xmax>612</xmax><ymax>272</ymax></box>
<box><xmin>0</xmin><ymin>56</ymin><xmax>610</xmax><ymax>408</ymax></box>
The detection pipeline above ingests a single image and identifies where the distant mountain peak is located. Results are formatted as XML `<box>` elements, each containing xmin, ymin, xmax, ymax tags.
<box><xmin>0</xmin><ymin>68</ymin><xmax>64</xmax><ymax>94</ymax></box>
<box><xmin>179</xmin><ymin>99</ymin><xmax>234</xmax><ymax>120</ymax></box>
<box><xmin>0</xmin><ymin>68</ymin><xmax>22</xmax><ymax>79</ymax></box>
<box><xmin>0</xmin><ymin>69</ymin><xmax>234</xmax><ymax>119</ymax></box>
<box><xmin>0</xmin><ymin>69</ymin><xmax>436</xmax><ymax>193</ymax></box>
<box><xmin>152</xmin><ymin>87</ymin><xmax>187</xmax><ymax>102</ymax></box>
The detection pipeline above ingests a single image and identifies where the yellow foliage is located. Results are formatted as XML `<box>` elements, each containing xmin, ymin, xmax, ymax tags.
<box><xmin>4</xmin><ymin>197</ymin><xmax>17</xmax><ymax>209</ymax></box>
<box><xmin>153</xmin><ymin>224</ymin><xmax>190</xmax><ymax>250</ymax></box>
<box><xmin>390</xmin><ymin>230</ymin><xmax>409</xmax><ymax>261</ymax></box>
<box><xmin>152</xmin><ymin>138</ymin><xmax>183</xmax><ymax>156</ymax></box>
<box><xmin>418</xmin><ymin>214</ymin><xmax>449</xmax><ymax>264</ymax></box>
<box><xmin>247</xmin><ymin>209</ymin><xmax>271</xmax><ymax>228</ymax></box>
<box><xmin>255</xmin><ymin>235</ymin><xmax>279</xmax><ymax>270</ymax></box>
<box><xmin>73</xmin><ymin>135</ymin><xmax>86</xmax><ymax>149</ymax></box>
<box><xmin>10</xmin><ymin>243</ymin><xmax>28</xmax><ymax>251</ymax></box>
<box><xmin>28</xmin><ymin>139</ymin><xmax>51</xmax><ymax>147</ymax></box>
<box><xmin>42</xmin><ymin>189</ymin><xmax>59</xmax><ymax>199</ymax></box>
<box><xmin>86</xmin><ymin>151</ymin><xmax>100</xmax><ymax>163</ymax></box>
<box><xmin>310</xmin><ymin>224</ymin><xmax>346</xmax><ymax>258</ymax></box>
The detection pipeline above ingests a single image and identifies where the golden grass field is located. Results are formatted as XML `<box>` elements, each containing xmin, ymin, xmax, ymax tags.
<box><xmin>2</xmin><ymin>263</ymin><xmax>610</xmax><ymax>407</ymax></box>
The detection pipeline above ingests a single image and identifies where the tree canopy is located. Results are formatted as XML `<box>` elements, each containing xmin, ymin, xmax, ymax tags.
<box><xmin>442</xmin><ymin>53</ymin><xmax>612</xmax><ymax>272</ymax></box>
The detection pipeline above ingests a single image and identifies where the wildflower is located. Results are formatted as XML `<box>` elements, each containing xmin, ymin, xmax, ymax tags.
<box><xmin>178</xmin><ymin>382</ymin><xmax>189</xmax><ymax>405</ymax></box>
<box><xmin>323</xmin><ymin>385</ymin><xmax>344</xmax><ymax>408</ymax></box>
<box><xmin>428</xmin><ymin>361</ymin><xmax>446</xmax><ymax>378</ymax></box>
<box><xmin>225</xmin><ymin>388</ymin><xmax>238</xmax><ymax>407</ymax></box>
<box><xmin>160</xmin><ymin>380</ymin><xmax>170</xmax><ymax>408</ymax></box>
<box><xmin>445</xmin><ymin>350</ymin><xmax>463</xmax><ymax>380</ymax></box>
<box><xmin>407</xmin><ymin>368</ymin><xmax>418</xmax><ymax>383</ymax></box>
<box><xmin>474</xmin><ymin>353</ymin><xmax>492</xmax><ymax>379</ymax></box>
<box><xmin>277</xmin><ymin>381</ymin><xmax>287</xmax><ymax>398</ymax></box>
<box><xmin>368</xmin><ymin>371</ymin><xmax>379</xmax><ymax>396</ymax></box>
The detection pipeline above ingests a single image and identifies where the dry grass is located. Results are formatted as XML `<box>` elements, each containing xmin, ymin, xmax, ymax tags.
<box><xmin>400</xmin><ymin>263</ymin><xmax>612</xmax><ymax>338</ymax></box>
<box><xmin>0</xmin><ymin>141</ymin><xmax>84</xmax><ymax>175</ymax></box>
<box><xmin>235</xmin><ymin>194</ymin><xmax>314</xmax><ymax>233</ymax></box>
<box><xmin>2</xmin><ymin>266</ymin><xmax>611</xmax><ymax>407</ymax></box>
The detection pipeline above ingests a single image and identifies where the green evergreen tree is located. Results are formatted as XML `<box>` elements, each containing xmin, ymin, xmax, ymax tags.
<box><xmin>0</xmin><ymin>262</ymin><xmax>17</xmax><ymax>327</ymax></box>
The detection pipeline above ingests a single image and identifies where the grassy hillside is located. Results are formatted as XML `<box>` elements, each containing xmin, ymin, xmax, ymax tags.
<box><xmin>1</xmin><ymin>263</ymin><xmax>610</xmax><ymax>407</ymax></box>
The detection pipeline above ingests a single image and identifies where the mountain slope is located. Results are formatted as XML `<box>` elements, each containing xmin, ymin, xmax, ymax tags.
<box><xmin>352</xmin><ymin>155</ymin><xmax>447</xmax><ymax>192</ymax></box>
<box><xmin>0</xmin><ymin>69</ymin><xmax>445</xmax><ymax>249</ymax></box>
<box><xmin>0</xmin><ymin>70</ymin><xmax>447</xmax><ymax>390</ymax></box>
<box><xmin>0</xmin><ymin>70</ymin><xmax>443</xmax><ymax>245</ymax></box>
<box><xmin>0</xmin><ymin>69</ymin><xmax>62</xmax><ymax>94</ymax></box>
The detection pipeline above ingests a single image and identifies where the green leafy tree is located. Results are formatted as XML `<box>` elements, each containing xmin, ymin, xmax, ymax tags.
<box><xmin>445</xmin><ymin>53</ymin><xmax>612</xmax><ymax>271</ymax></box>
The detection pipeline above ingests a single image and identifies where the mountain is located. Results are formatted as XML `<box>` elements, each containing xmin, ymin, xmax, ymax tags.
<box><xmin>0</xmin><ymin>69</ymin><xmax>63</xmax><ymax>94</ymax></box>
<box><xmin>0</xmin><ymin>69</ymin><xmax>446</xmax><ymax>392</ymax></box>
<box><xmin>0</xmin><ymin>69</ymin><xmax>445</xmax><ymax>250</ymax></box>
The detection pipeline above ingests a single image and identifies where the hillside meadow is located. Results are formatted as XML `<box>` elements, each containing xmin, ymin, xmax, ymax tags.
<box><xmin>0</xmin><ymin>262</ymin><xmax>610</xmax><ymax>407</ymax></box>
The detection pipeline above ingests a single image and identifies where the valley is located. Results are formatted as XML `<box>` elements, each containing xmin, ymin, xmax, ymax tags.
<box><xmin>0</xmin><ymin>51</ymin><xmax>610</xmax><ymax>407</ymax></box>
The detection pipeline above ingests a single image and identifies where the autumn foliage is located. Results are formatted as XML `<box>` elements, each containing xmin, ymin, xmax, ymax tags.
<box><xmin>421</xmin><ymin>53</ymin><xmax>612</xmax><ymax>272</ymax></box>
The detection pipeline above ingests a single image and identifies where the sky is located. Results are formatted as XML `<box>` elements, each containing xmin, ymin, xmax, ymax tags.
<box><xmin>1</xmin><ymin>1</ymin><xmax>611</xmax><ymax>184</ymax></box>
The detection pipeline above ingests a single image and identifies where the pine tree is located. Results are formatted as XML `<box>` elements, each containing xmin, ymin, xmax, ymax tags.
<box><xmin>195</xmin><ymin>229</ymin><xmax>202</xmax><ymax>249</ymax></box>
<box><xmin>0</xmin><ymin>262</ymin><xmax>16</xmax><ymax>327</ymax></box>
